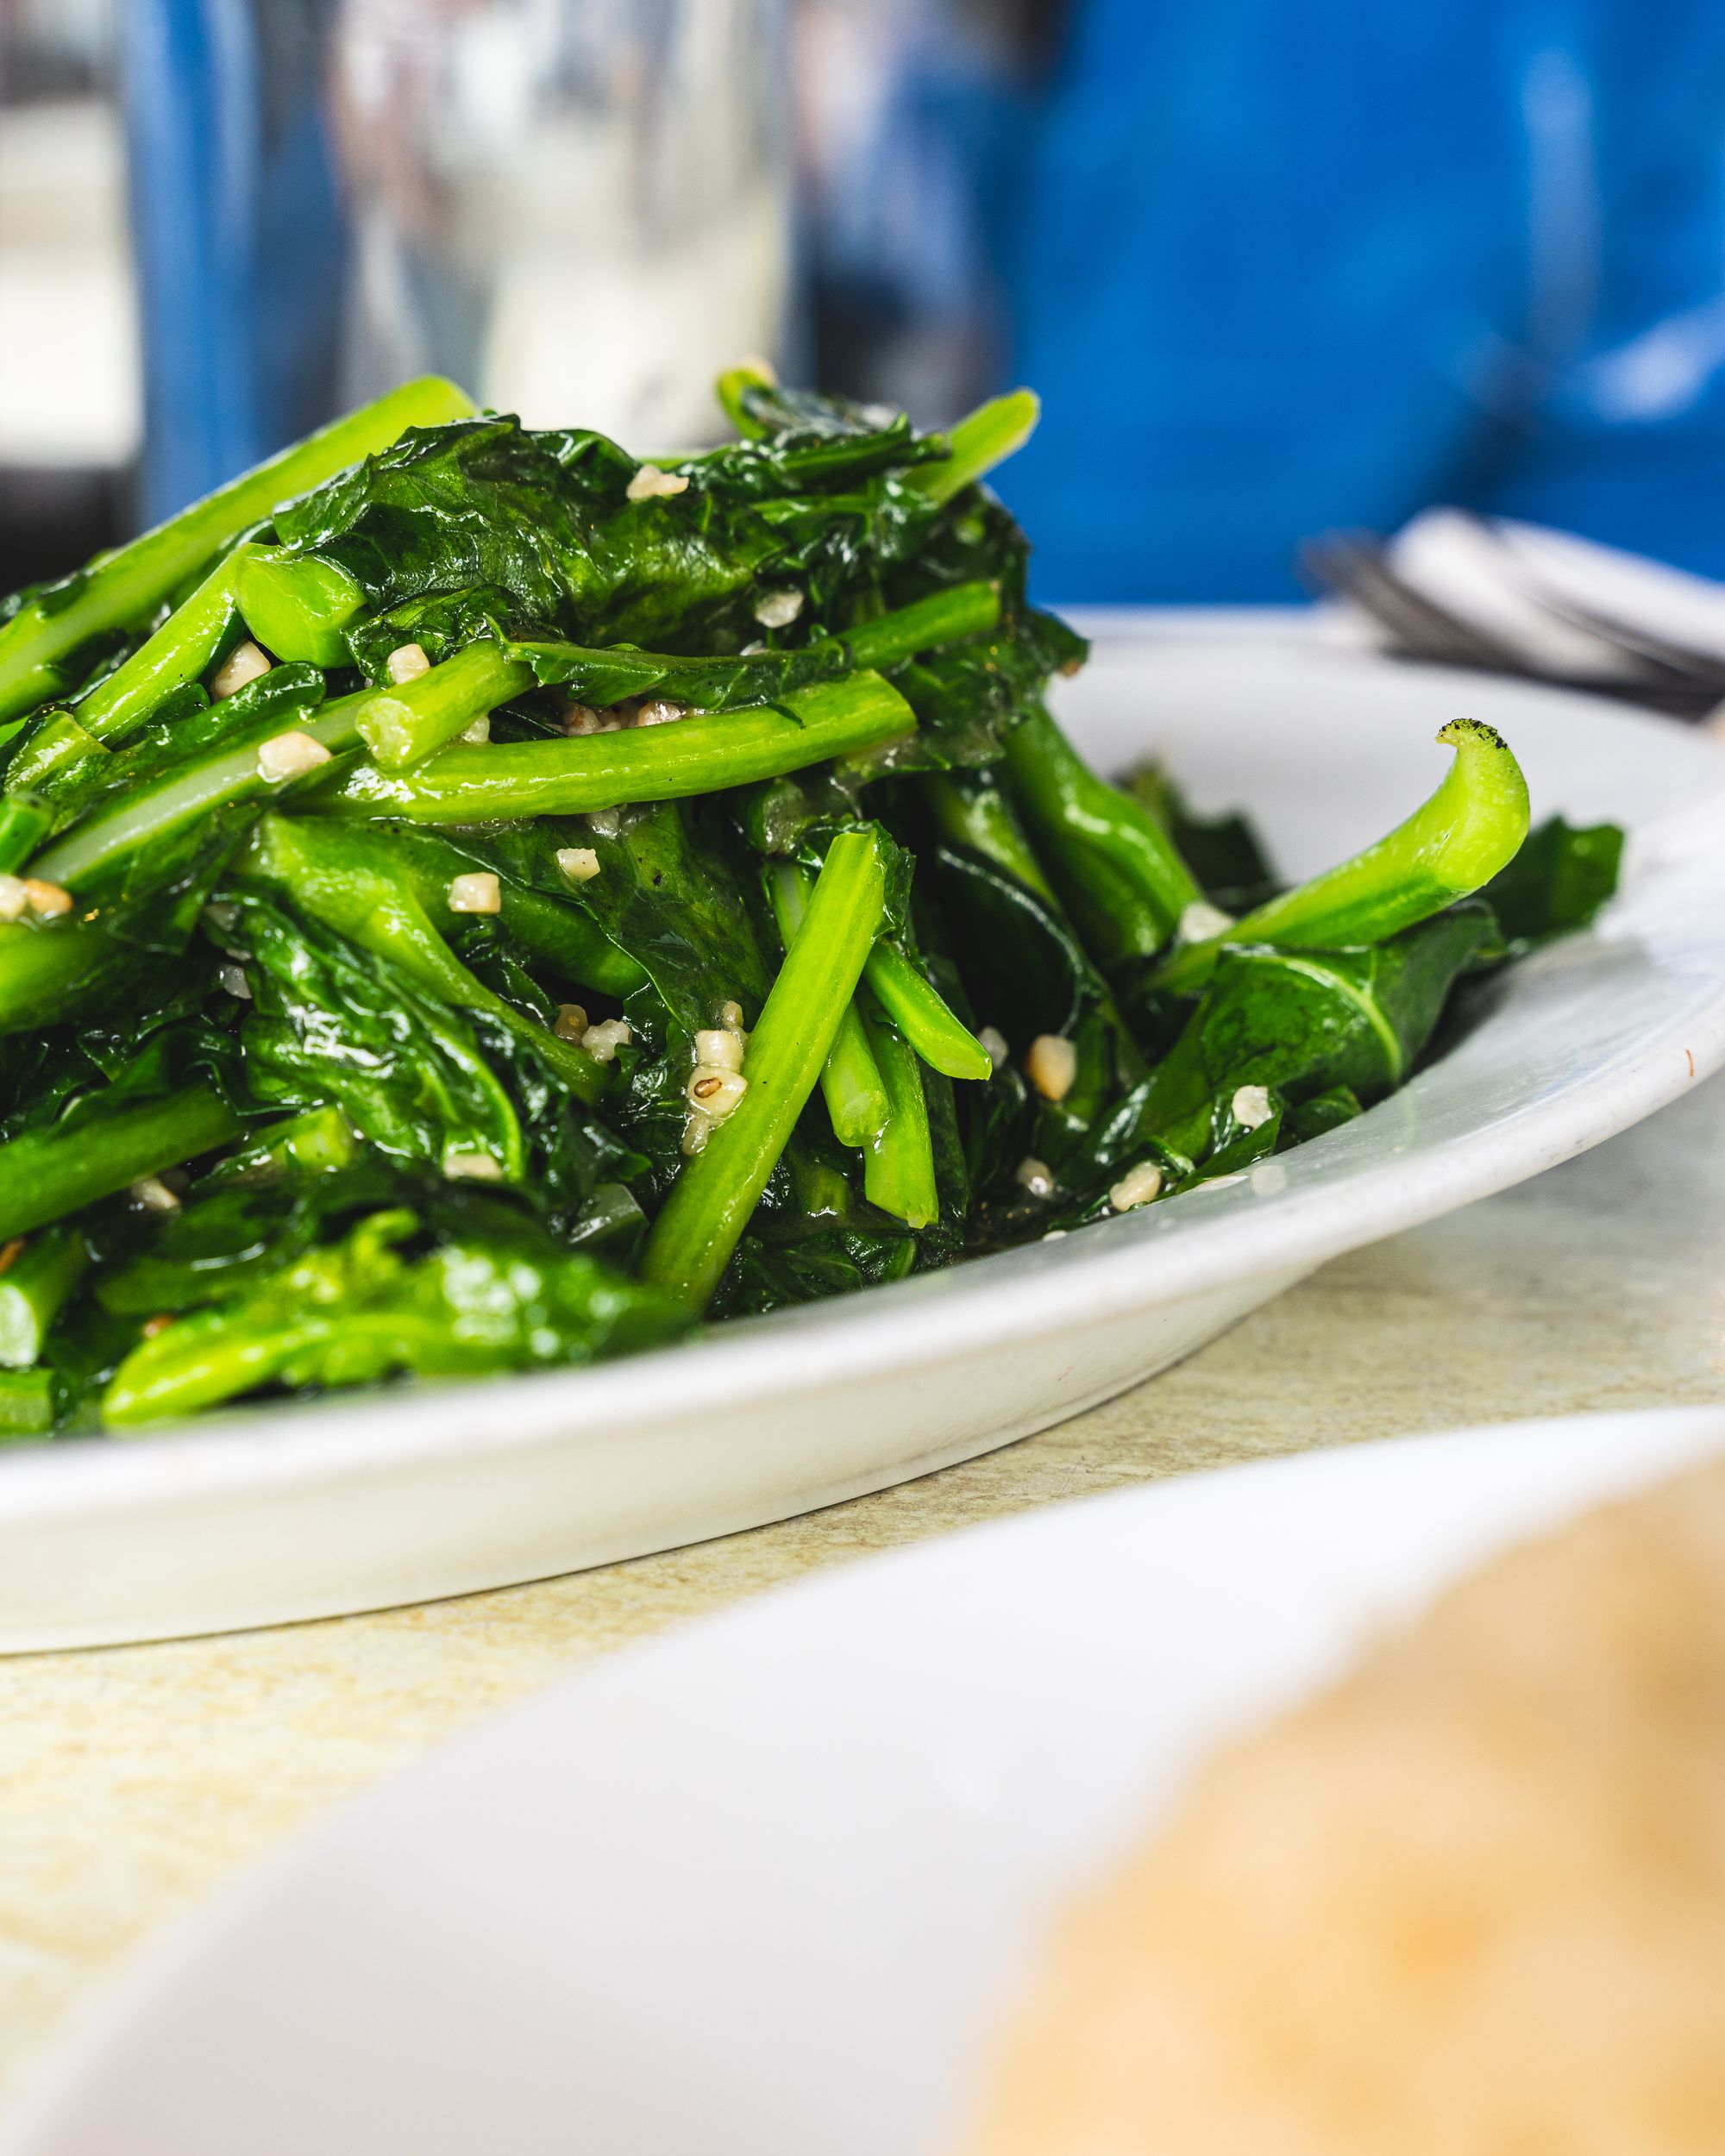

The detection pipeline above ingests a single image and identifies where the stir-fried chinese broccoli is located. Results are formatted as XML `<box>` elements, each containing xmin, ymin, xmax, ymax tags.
<box><xmin>0</xmin><ymin>369</ymin><xmax>1622</xmax><ymax>1433</ymax></box>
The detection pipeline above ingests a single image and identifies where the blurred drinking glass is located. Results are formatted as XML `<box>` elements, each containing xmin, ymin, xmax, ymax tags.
<box><xmin>126</xmin><ymin>0</ymin><xmax>790</xmax><ymax>523</ymax></box>
<box><xmin>331</xmin><ymin>0</ymin><xmax>791</xmax><ymax>450</ymax></box>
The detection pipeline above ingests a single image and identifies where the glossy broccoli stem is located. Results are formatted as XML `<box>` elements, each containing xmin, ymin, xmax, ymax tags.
<box><xmin>1155</xmin><ymin>719</ymin><xmax>1532</xmax><ymax>994</ymax></box>
<box><xmin>0</xmin><ymin>1370</ymin><xmax>53</xmax><ymax>1438</ymax></box>
<box><xmin>0</xmin><ymin>914</ymin><xmax>126</xmax><ymax>1034</ymax></box>
<box><xmin>861</xmin><ymin>1014</ymin><xmax>939</xmax><ymax>1227</ymax></box>
<box><xmin>30</xmin><ymin>686</ymin><xmax>362</xmax><ymax>893</ymax></box>
<box><xmin>840</xmin><ymin>582</ymin><xmax>1000</xmax><ymax>669</ymax></box>
<box><xmin>714</xmin><ymin>358</ymin><xmax>777</xmax><ymax>438</ymax></box>
<box><xmin>921</xmin><ymin>770</ymin><xmax>1059</xmax><ymax>899</ymax></box>
<box><xmin>323</xmin><ymin>672</ymin><xmax>916</xmax><ymax>824</ymax></box>
<box><xmin>643</xmin><ymin>828</ymin><xmax>888</xmax><ymax>1308</ymax></box>
<box><xmin>511</xmin><ymin>581</ymin><xmax>1000</xmax><ymax>717</ymax></box>
<box><xmin>75</xmin><ymin>544</ymin><xmax>254</xmax><ymax>743</ymax></box>
<box><xmin>862</xmin><ymin>941</ymin><xmax>992</xmax><ymax>1081</ymax></box>
<box><xmin>240</xmin><ymin>816</ymin><xmax>607</xmax><ymax>1103</ymax></box>
<box><xmin>0</xmin><ymin>1224</ymin><xmax>87</xmax><ymax>1368</ymax></box>
<box><xmin>1003</xmin><ymin>705</ymin><xmax>1203</xmax><ymax>962</ymax></box>
<box><xmin>0</xmin><ymin>376</ymin><xmax>474</xmax><ymax>725</ymax></box>
<box><xmin>907</xmin><ymin>390</ymin><xmax>1041</xmax><ymax>505</ymax></box>
<box><xmin>356</xmin><ymin>642</ymin><xmax>536</xmax><ymax>768</ymax></box>
<box><xmin>769</xmin><ymin>860</ymin><xmax>888</xmax><ymax>1147</ymax></box>
<box><xmin>0</xmin><ymin>797</ymin><xmax>51</xmax><ymax>874</ymax></box>
<box><xmin>235</xmin><ymin>548</ymin><xmax>367</xmax><ymax>667</ymax></box>
<box><xmin>0</xmin><ymin>1084</ymin><xmax>244</xmax><ymax>1242</ymax></box>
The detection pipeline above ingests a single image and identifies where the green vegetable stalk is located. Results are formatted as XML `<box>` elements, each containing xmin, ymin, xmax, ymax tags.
<box><xmin>643</xmin><ymin>827</ymin><xmax>889</xmax><ymax>1308</ymax></box>
<box><xmin>0</xmin><ymin>376</ymin><xmax>474</xmax><ymax>724</ymax></box>
<box><xmin>862</xmin><ymin>942</ymin><xmax>993</xmax><ymax>1081</ymax></box>
<box><xmin>355</xmin><ymin>642</ymin><xmax>536</xmax><ymax>768</ymax></box>
<box><xmin>74</xmin><ymin>543</ymin><xmax>254</xmax><ymax>743</ymax></box>
<box><xmin>1003</xmin><ymin>705</ymin><xmax>1203</xmax><ymax>962</ymax></box>
<box><xmin>324</xmin><ymin>672</ymin><xmax>917</xmax><ymax>824</ymax></box>
<box><xmin>862</xmin><ymin>1014</ymin><xmax>939</xmax><ymax>1227</ymax></box>
<box><xmin>907</xmin><ymin>391</ymin><xmax>1042</xmax><ymax>505</ymax></box>
<box><xmin>769</xmin><ymin>860</ymin><xmax>888</xmax><ymax>1147</ymax></box>
<box><xmin>0</xmin><ymin>1225</ymin><xmax>87</xmax><ymax>1368</ymax></box>
<box><xmin>0</xmin><ymin>1085</ymin><xmax>244</xmax><ymax>1242</ymax></box>
<box><xmin>235</xmin><ymin>548</ymin><xmax>367</xmax><ymax>667</ymax></box>
<box><xmin>1155</xmin><ymin>719</ymin><xmax>1531</xmax><ymax>993</ymax></box>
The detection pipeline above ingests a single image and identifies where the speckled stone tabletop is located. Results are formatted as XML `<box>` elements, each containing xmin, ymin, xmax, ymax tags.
<box><xmin>3</xmin><ymin>1069</ymin><xmax>1725</xmax><ymax>2107</ymax></box>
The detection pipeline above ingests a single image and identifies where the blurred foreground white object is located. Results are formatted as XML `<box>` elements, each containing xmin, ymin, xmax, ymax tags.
<box><xmin>6</xmin><ymin>1407</ymin><xmax>1724</xmax><ymax>2156</ymax></box>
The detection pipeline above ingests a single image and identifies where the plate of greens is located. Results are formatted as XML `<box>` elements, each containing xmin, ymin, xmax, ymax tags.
<box><xmin>0</xmin><ymin>367</ymin><xmax>1722</xmax><ymax>1648</ymax></box>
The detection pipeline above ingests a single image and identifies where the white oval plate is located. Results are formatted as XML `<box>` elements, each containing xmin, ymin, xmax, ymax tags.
<box><xmin>7</xmin><ymin>1401</ymin><xmax>1724</xmax><ymax>2155</ymax></box>
<box><xmin>4</xmin><ymin>626</ymin><xmax>1725</xmax><ymax>1649</ymax></box>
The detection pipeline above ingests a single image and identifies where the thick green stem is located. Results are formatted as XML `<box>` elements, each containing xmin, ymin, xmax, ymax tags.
<box><xmin>862</xmin><ymin>1015</ymin><xmax>939</xmax><ymax>1227</ymax></box>
<box><xmin>0</xmin><ymin>1085</ymin><xmax>243</xmax><ymax>1241</ymax></box>
<box><xmin>510</xmin><ymin>582</ymin><xmax>999</xmax><ymax>718</ymax></box>
<box><xmin>324</xmin><ymin>672</ymin><xmax>916</xmax><ymax>824</ymax></box>
<box><xmin>0</xmin><ymin>797</ymin><xmax>51</xmax><ymax>874</ymax></box>
<box><xmin>921</xmin><ymin>770</ymin><xmax>1058</xmax><ymax>899</ymax></box>
<box><xmin>906</xmin><ymin>391</ymin><xmax>1040</xmax><ymax>505</ymax></box>
<box><xmin>240</xmin><ymin>816</ymin><xmax>607</xmax><ymax>1101</ymax></box>
<box><xmin>0</xmin><ymin>377</ymin><xmax>473</xmax><ymax>724</ymax></box>
<box><xmin>0</xmin><ymin>915</ymin><xmax>128</xmax><ymax>1034</ymax></box>
<box><xmin>1003</xmin><ymin>705</ymin><xmax>1202</xmax><ymax>962</ymax></box>
<box><xmin>358</xmin><ymin>642</ymin><xmax>536</xmax><ymax>768</ymax></box>
<box><xmin>74</xmin><ymin>546</ymin><xmax>253</xmax><ymax>743</ymax></box>
<box><xmin>235</xmin><ymin>548</ymin><xmax>367</xmax><ymax>667</ymax></box>
<box><xmin>0</xmin><ymin>1224</ymin><xmax>87</xmax><ymax>1367</ymax></box>
<box><xmin>1156</xmin><ymin>720</ymin><xmax>1532</xmax><ymax>994</ymax></box>
<box><xmin>769</xmin><ymin>860</ymin><xmax>888</xmax><ymax>1145</ymax></box>
<box><xmin>862</xmin><ymin>942</ymin><xmax>991</xmax><ymax>1081</ymax></box>
<box><xmin>643</xmin><ymin>828</ymin><xmax>888</xmax><ymax>1308</ymax></box>
<box><xmin>841</xmin><ymin>583</ymin><xmax>1000</xmax><ymax>669</ymax></box>
<box><xmin>715</xmin><ymin>357</ymin><xmax>777</xmax><ymax>438</ymax></box>
<box><xmin>31</xmin><ymin>687</ymin><xmax>361</xmax><ymax>893</ymax></box>
<box><xmin>0</xmin><ymin>1370</ymin><xmax>53</xmax><ymax>1438</ymax></box>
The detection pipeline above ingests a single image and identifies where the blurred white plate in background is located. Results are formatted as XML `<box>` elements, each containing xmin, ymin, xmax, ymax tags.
<box><xmin>2</xmin><ymin>629</ymin><xmax>1724</xmax><ymax>1650</ymax></box>
<box><xmin>6</xmin><ymin>1402</ymin><xmax>1724</xmax><ymax>2155</ymax></box>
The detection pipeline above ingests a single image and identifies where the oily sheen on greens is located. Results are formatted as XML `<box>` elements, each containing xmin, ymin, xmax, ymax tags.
<box><xmin>0</xmin><ymin>370</ymin><xmax>1620</xmax><ymax>1437</ymax></box>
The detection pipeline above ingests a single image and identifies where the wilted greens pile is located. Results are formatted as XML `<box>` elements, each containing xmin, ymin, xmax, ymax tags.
<box><xmin>0</xmin><ymin>369</ymin><xmax>1622</xmax><ymax>1437</ymax></box>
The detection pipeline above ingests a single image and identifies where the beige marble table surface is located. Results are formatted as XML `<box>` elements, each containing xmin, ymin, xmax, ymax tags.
<box><xmin>3</xmin><ymin>1069</ymin><xmax>1725</xmax><ymax>2108</ymax></box>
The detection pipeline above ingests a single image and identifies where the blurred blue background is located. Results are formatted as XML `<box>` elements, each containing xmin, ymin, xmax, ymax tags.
<box><xmin>6</xmin><ymin>0</ymin><xmax>1725</xmax><ymax>603</ymax></box>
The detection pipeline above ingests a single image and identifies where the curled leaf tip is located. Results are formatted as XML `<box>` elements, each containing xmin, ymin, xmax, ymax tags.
<box><xmin>1437</xmin><ymin>718</ymin><xmax>1509</xmax><ymax>752</ymax></box>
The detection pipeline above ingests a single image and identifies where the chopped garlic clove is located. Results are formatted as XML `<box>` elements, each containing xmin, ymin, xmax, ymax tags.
<box><xmin>752</xmin><ymin>588</ymin><xmax>804</xmax><ymax>629</ymax></box>
<box><xmin>555</xmin><ymin>846</ymin><xmax>601</xmax><ymax>884</ymax></box>
<box><xmin>581</xmin><ymin>1018</ymin><xmax>633</xmax><ymax>1063</ymax></box>
<box><xmin>1026</xmin><ymin>1033</ymin><xmax>1077</xmax><ymax>1101</ymax></box>
<box><xmin>443</xmin><ymin>1152</ymin><xmax>505</xmax><ymax>1181</ymax></box>
<box><xmin>1231</xmin><ymin>1083</ymin><xmax>1274</xmax><ymax>1131</ymax></box>
<box><xmin>20</xmin><ymin>878</ymin><xmax>72</xmax><ymax>918</ymax></box>
<box><xmin>1178</xmin><ymin>899</ymin><xmax>1234</xmax><ymax>943</ymax></box>
<box><xmin>257</xmin><ymin>730</ymin><xmax>331</xmax><ymax>783</ymax></box>
<box><xmin>1014</xmin><ymin>1156</ymin><xmax>1056</xmax><ymax>1199</ymax></box>
<box><xmin>693</xmin><ymin>1028</ymin><xmax>744</xmax><ymax>1073</ymax></box>
<box><xmin>447</xmin><ymin>871</ymin><xmax>501</xmax><ymax>914</ymax></box>
<box><xmin>210</xmin><ymin>640</ymin><xmax>273</xmax><ymax>699</ymax></box>
<box><xmin>625</xmin><ymin>465</ymin><xmax>691</xmax><ymax>501</ymax></box>
<box><xmin>687</xmin><ymin>1065</ymin><xmax>748</xmax><ymax>1115</ymax></box>
<box><xmin>385</xmin><ymin>642</ymin><xmax>431</xmax><ymax>685</ymax></box>
<box><xmin>1109</xmin><ymin>1161</ymin><xmax>1164</xmax><ymax>1213</ymax></box>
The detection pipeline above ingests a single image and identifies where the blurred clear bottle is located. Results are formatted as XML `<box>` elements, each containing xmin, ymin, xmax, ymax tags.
<box><xmin>125</xmin><ymin>0</ymin><xmax>792</xmax><ymax>524</ymax></box>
